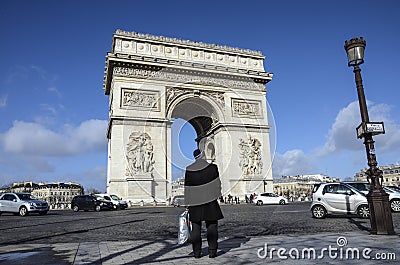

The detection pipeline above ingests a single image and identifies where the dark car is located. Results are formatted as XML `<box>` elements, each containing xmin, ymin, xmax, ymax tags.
<box><xmin>71</xmin><ymin>195</ymin><xmax>114</xmax><ymax>212</ymax></box>
<box><xmin>172</xmin><ymin>195</ymin><xmax>185</xmax><ymax>207</ymax></box>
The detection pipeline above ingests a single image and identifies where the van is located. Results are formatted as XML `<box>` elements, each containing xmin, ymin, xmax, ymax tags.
<box><xmin>95</xmin><ymin>194</ymin><xmax>128</xmax><ymax>210</ymax></box>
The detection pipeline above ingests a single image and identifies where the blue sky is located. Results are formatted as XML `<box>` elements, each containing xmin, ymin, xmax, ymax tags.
<box><xmin>1</xmin><ymin>0</ymin><xmax>400</xmax><ymax>192</ymax></box>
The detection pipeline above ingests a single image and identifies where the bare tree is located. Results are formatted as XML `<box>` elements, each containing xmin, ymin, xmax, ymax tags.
<box><xmin>85</xmin><ymin>187</ymin><xmax>102</xmax><ymax>195</ymax></box>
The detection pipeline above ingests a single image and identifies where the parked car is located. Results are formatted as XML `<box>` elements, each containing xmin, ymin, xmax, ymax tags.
<box><xmin>386</xmin><ymin>186</ymin><xmax>400</xmax><ymax>192</ymax></box>
<box><xmin>342</xmin><ymin>181</ymin><xmax>369</xmax><ymax>194</ymax></box>
<box><xmin>382</xmin><ymin>186</ymin><xmax>400</xmax><ymax>212</ymax></box>
<box><xmin>311</xmin><ymin>182</ymin><xmax>369</xmax><ymax>219</ymax></box>
<box><xmin>0</xmin><ymin>192</ymin><xmax>49</xmax><ymax>217</ymax></box>
<box><xmin>343</xmin><ymin>181</ymin><xmax>400</xmax><ymax>212</ymax></box>
<box><xmin>253</xmin><ymin>193</ymin><xmax>288</xmax><ymax>205</ymax></box>
<box><xmin>171</xmin><ymin>195</ymin><xmax>185</xmax><ymax>207</ymax></box>
<box><xmin>95</xmin><ymin>194</ymin><xmax>128</xmax><ymax>210</ymax></box>
<box><xmin>71</xmin><ymin>195</ymin><xmax>114</xmax><ymax>212</ymax></box>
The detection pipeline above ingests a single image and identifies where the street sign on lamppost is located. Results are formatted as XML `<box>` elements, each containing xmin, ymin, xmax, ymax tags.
<box><xmin>356</xmin><ymin>122</ymin><xmax>385</xmax><ymax>139</ymax></box>
<box><xmin>344</xmin><ymin>37</ymin><xmax>395</xmax><ymax>235</ymax></box>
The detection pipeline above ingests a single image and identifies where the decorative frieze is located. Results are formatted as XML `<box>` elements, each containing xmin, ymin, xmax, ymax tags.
<box><xmin>203</xmin><ymin>91</ymin><xmax>225</xmax><ymax>107</ymax></box>
<box><xmin>126</xmin><ymin>132</ymin><xmax>155</xmax><ymax>176</ymax></box>
<box><xmin>114</xmin><ymin>67</ymin><xmax>157</xmax><ymax>79</ymax></box>
<box><xmin>231</xmin><ymin>99</ymin><xmax>262</xmax><ymax>118</ymax></box>
<box><xmin>238</xmin><ymin>136</ymin><xmax>263</xmax><ymax>176</ymax></box>
<box><xmin>166</xmin><ymin>87</ymin><xmax>191</xmax><ymax>105</ymax></box>
<box><xmin>166</xmin><ymin>87</ymin><xmax>225</xmax><ymax>110</ymax></box>
<box><xmin>121</xmin><ymin>88</ymin><xmax>159</xmax><ymax>111</ymax></box>
<box><xmin>113</xmin><ymin>66</ymin><xmax>265</xmax><ymax>91</ymax></box>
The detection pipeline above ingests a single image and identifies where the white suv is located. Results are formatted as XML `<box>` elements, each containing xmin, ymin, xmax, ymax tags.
<box><xmin>0</xmin><ymin>192</ymin><xmax>49</xmax><ymax>216</ymax></box>
<box><xmin>95</xmin><ymin>194</ymin><xmax>128</xmax><ymax>210</ymax></box>
<box><xmin>311</xmin><ymin>182</ymin><xmax>369</xmax><ymax>219</ymax></box>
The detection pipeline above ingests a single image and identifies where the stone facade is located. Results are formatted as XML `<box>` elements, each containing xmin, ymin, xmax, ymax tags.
<box><xmin>103</xmin><ymin>30</ymin><xmax>274</xmax><ymax>204</ymax></box>
<box><xmin>273</xmin><ymin>174</ymin><xmax>340</xmax><ymax>201</ymax></box>
<box><xmin>31</xmin><ymin>182</ymin><xmax>83</xmax><ymax>209</ymax></box>
<box><xmin>0</xmin><ymin>181</ymin><xmax>39</xmax><ymax>193</ymax></box>
<box><xmin>355</xmin><ymin>164</ymin><xmax>400</xmax><ymax>186</ymax></box>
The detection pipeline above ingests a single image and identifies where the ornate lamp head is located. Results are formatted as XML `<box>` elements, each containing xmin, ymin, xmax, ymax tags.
<box><xmin>344</xmin><ymin>37</ymin><xmax>366</xmax><ymax>67</ymax></box>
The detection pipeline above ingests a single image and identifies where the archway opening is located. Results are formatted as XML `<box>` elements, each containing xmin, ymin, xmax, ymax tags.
<box><xmin>171</xmin><ymin>118</ymin><xmax>197</xmax><ymax>181</ymax></box>
<box><xmin>169</xmin><ymin>97</ymin><xmax>219</xmax><ymax>182</ymax></box>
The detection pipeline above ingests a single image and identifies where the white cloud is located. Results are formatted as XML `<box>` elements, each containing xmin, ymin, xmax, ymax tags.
<box><xmin>0</xmin><ymin>119</ymin><xmax>108</xmax><ymax>156</ymax></box>
<box><xmin>5</xmin><ymin>66</ymin><xmax>29</xmax><ymax>84</ymax></box>
<box><xmin>317</xmin><ymin>101</ymin><xmax>361</xmax><ymax>155</ymax></box>
<box><xmin>0</xmin><ymin>95</ymin><xmax>7</xmax><ymax>108</ymax></box>
<box><xmin>272</xmin><ymin>149</ymin><xmax>316</xmax><ymax>178</ymax></box>
<box><xmin>48</xmin><ymin>86</ymin><xmax>62</xmax><ymax>98</ymax></box>
<box><xmin>0</xmin><ymin>152</ymin><xmax>54</xmax><ymax>174</ymax></box>
<box><xmin>272</xmin><ymin>101</ymin><xmax>400</xmax><ymax>180</ymax></box>
<box><xmin>67</xmin><ymin>166</ymin><xmax>107</xmax><ymax>193</ymax></box>
<box><xmin>0</xmin><ymin>164</ymin><xmax>107</xmax><ymax>193</ymax></box>
<box><xmin>40</xmin><ymin>103</ymin><xmax>58</xmax><ymax>115</ymax></box>
<box><xmin>30</xmin><ymin>65</ymin><xmax>57</xmax><ymax>83</ymax></box>
<box><xmin>317</xmin><ymin>101</ymin><xmax>400</xmax><ymax>156</ymax></box>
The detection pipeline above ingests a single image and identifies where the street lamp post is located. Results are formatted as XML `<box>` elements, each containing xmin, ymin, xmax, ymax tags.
<box><xmin>344</xmin><ymin>37</ymin><xmax>395</xmax><ymax>235</ymax></box>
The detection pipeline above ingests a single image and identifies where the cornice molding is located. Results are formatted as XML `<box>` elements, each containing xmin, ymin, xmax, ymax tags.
<box><xmin>115</xmin><ymin>29</ymin><xmax>263</xmax><ymax>57</ymax></box>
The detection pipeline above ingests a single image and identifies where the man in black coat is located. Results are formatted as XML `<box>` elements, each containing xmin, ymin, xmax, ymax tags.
<box><xmin>184</xmin><ymin>149</ymin><xmax>224</xmax><ymax>258</ymax></box>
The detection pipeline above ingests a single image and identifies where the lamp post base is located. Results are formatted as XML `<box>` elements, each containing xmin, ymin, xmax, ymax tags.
<box><xmin>367</xmin><ymin>189</ymin><xmax>395</xmax><ymax>235</ymax></box>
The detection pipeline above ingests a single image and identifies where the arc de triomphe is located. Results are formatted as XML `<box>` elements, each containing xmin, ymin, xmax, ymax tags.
<box><xmin>103</xmin><ymin>30</ymin><xmax>273</xmax><ymax>204</ymax></box>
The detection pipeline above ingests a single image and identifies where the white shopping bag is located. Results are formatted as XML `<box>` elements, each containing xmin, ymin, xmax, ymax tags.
<box><xmin>178</xmin><ymin>209</ymin><xmax>192</xmax><ymax>245</ymax></box>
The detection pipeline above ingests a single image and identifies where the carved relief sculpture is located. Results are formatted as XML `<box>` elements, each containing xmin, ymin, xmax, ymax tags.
<box><xmin>126</xmin><ymin>132</ymin><xmax>155</xmax><ymax>175</ymax></box>
<box><xmin>121</xmin><ymin>89</ymin><xmax>158</xmax><ymax>110</ymax></box>
<box><xmin>166</xmin><ymin>87</ymin><xmax>191</xmax><ymax>106</ymax></box>
<box><xmin>166</xmin><ymin>86</ymin><xmax>225</xmax><ymax>111</ymax></box>
<box><xmin>232</xmin><ymin>99</ymin><xmax>261</xmax><ymax>118</ymax></box>
<box><xmin>238</xmin><ymin>136</ymin><xmax>263</xmax><ymax>176</ymax></box>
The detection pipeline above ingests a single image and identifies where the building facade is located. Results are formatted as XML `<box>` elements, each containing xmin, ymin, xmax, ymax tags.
<box><xmin>0</xmin><ymin>181</ymin><xmax>39</xmax><ymax>193</ymax></box>
<box><xmin>355</xmin><ymin>164</ymin><xmax>400</xmax><ymax>186</ymax></box>
<box><xmin>32</xmin><ymin>182</ymin><xmax>83</xmax><ymax>209</ymax></box>
<box><xmin>171</xmin><ymin>177</ymin><xmax>185</xmax><ymax>198</ymax></box>
<box><xmin>273</xmin><ymin>174</ymin><xmax>340</xmax><ymax>201</ymax></box>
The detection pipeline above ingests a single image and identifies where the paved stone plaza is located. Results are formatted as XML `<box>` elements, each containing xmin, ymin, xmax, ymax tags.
<box><xmin>0</xmin><ymin>203</ymin><xmax>399</xmax><ymax>264</ymax></box>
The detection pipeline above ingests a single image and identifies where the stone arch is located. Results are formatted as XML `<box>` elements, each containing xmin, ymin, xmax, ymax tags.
<box><xmin>103</xmin><ymin>30</ymin><xmax>273</xmax><ymax>205</ymax></box>
<box><xmin>167</xmin><ymin>92</ymin><xmax>224</xmax><ymax>135</ymax></box>
<box><xmin>167</xmin><ymin>94</ymin><xmax>223</xmax><ymax>165</ymax></box>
